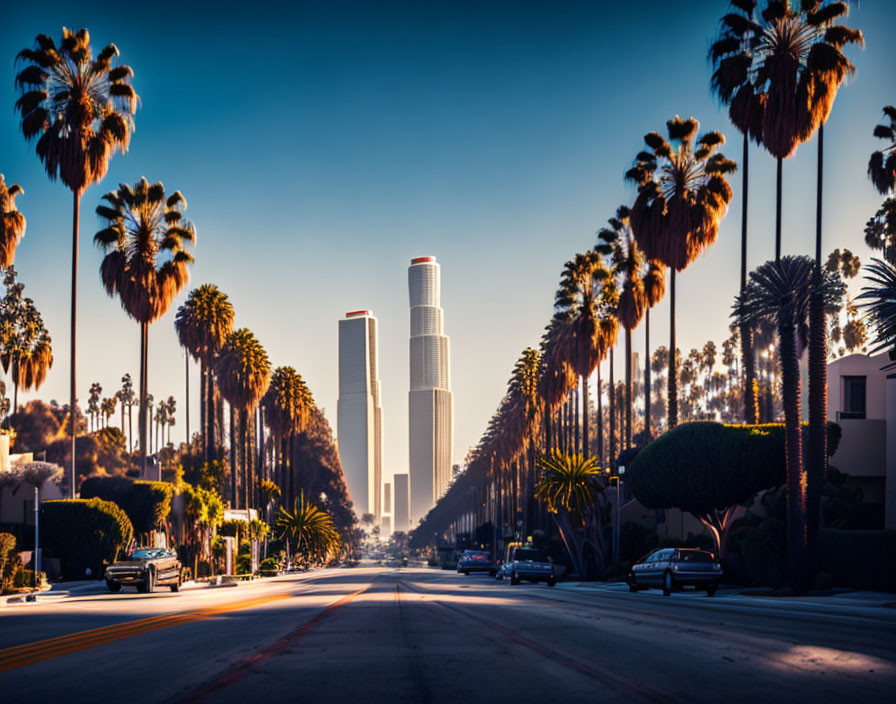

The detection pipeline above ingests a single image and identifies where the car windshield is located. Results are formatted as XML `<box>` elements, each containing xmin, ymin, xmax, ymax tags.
<box><xmin>515</xmin><ymin>549</ymin><xmax>547</xmax><ymax>562</ymax></box>
<box><xmin>676</xmin><ymin>549</ymin><xmax>714</xmax><ymax>563</ymax></box>
<box><xmin>129</xmin><ymin>549</ymin><xmax>164</xmax><ymax>560</ymax></box>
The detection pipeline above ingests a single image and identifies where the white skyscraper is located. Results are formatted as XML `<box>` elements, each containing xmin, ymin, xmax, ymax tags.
<box><xmin>408</xmin><ymin>256</ymin><xmax>453</xmax><ymax>524</ymax></box>
<box><xmin>337</xmin><ymin>310</ymin><xmax>383</xmax><ymax>520</ymax></box>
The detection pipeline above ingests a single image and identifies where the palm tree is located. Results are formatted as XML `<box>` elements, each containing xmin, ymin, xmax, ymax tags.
<box><xmin>0</xmin><ymin>176</ymin><xmax>26</xmax><ymax>267</ymax></box>
<box><xmin>87</xmin><ymin>382</ymin><xmax>101</xmax><ymax>431</ymax></box>
<box><xmin>95</xmin><ymin>177</ymin><xmax>195</xmax><ymax>474</ymax></box>
<box><xmin>735</xmin><ymin>256</ymin><xmax>843</xmax><ymax>594</ymax></box>
<box><xmin>262</xmin><ymin>366</ymin><xmax>313</xmax><ymax>509</ymax></box>
<box><xmin>214</xmin><ymin>328</ymin><xmax>271</xmax><ymax>509</ymax></box>
<box><xmin>535</xmin><ymin>450</ymin><xmax>608</xmax><ymax>580</ymax></box>
<box><xmin>509</xmin><ymin>348</ymin><xmax>542</xmax><ymax>533</ymax></box>
<box><xmin>101</xmin><ymin>395</ymin><xmax>116</xmax><ymax>428</ymax></box>
<box><xmin>868</xmin><ymin>105</ymin><xmax>896</xmax><ymax>195</ymax></box>
<box><xmin>626</xmin><ymin>116</ymin><xmax>736</xmax><ymax>428</ymax></box>
<box><xmin>857</xmin><ymin>259</ymin><xmax>896</xmax><ymax>354</ymax></box>
<box><xmin>117</xmin><ymin>374</ymin><xmax>135</xmax><ymax>452</ymax></box>
<box><xmin>15</xmin><ymin>28</ymin><xmax>137</xmax><ymax>497</ymax></box>
<box><xmin>277</xmin><ymin>494</ymin><xmax>341</xmax><ymax>564</ymax></box>
<box><xmin>175</xmin><ymin>285</ymin><xmax>235</xmax><ymax>463</ymax></box>
<box><xmin>551</xmin><ymin>251</ymin><xmax>619</xmax><ymax>459</ymax></box>
<box><xmin>597</xmin><ymin>206</ymin><xmax>665</xmax><ymax>448</ymax></box>
<box><xmin>710</xmin><ymin>0</ymin><xmax>763</xmax><ymax>423</ymax></box>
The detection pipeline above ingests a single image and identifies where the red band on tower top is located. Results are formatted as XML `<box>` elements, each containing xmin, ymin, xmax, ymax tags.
<box><xmin>346</xmin><ymin>310</ymin><xmax>370</xmax><ymax>317</ymax></box>
<box><xmin>411</xmin><ymin>256</ymin><xmax>436</xmax><ymax>264</ymax></box>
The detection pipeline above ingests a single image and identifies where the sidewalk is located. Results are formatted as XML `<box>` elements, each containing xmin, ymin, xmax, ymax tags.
<box><xmin>2</xmin><ymin>578</ymin><xmax>205</xmax><ymax>606</ymax></box>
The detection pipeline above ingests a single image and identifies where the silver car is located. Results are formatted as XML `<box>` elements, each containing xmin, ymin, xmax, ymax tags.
<box><xmin>496</xmin><ymin>547</ymin><xmax>556</xmax><ymax>586</ymax></box>
<box><xmin>628</xmin><ymin>548</ymin><xmax>722</xmax><ymax>596</ymax></box>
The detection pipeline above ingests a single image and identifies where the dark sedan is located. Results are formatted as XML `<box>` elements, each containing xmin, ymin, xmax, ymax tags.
<box><xmin>496</xmin><ymin>547</ymin><xmax>556</xmax><ymax>586</ymax></box>
<box><xmin>104</xmin><ymin>548</ymin><xmax>183</xmax><ymax>593</ymax></box>
<box><xmin>628</xmin><ymin>548</ymin><xmax>722</xmax><ymax>596</ymax></box>
<box><xmin>457</xmin><ymin>550</ymin><xmax>497</xmax><ymax>576</ymax></box>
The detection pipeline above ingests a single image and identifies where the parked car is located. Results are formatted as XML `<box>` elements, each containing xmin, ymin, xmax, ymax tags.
<box><xmin>627</xmin><ymin>548</ymin><xmax>722</xmax><ymax>596</ymax></box>
<box><xmin>457</xmin><ymin>549</ymin><xmax>497</xmax><ymax>576</ymax></box>
<box><xmin>104</xmin><ymin>548</ymin><xmax>183</xmax><ymax>593</ymax></box>
<box><xmin>496</xmin><ymin>546</ymin><xmax>556</xmax><ymax>586</ymax></box>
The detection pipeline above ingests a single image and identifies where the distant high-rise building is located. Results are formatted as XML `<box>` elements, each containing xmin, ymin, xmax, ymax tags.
<box><xmin>408</xmin><ymin>256</ymin><xmax>453</xmax><ymax>524</ymax></box>
<box><xmin>393</xmin><ymin>472</ymin><xmax>410</xmax><ymax>533</ymax></box>
<box><xmin>380</xmin><ymin>482</ymin><xmax>393</xmax><ymax>536</ymax></box>
<box><xmin>337</xmin><ymin>310</ymin><xmax>383</xmax><ymax>520</ymax></box>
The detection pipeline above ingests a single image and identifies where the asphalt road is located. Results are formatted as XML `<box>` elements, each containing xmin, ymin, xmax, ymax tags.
<box><xmin>1</xmin><ymin>566</ymin><xmax>894</xmax><ymax>703</ymax></box>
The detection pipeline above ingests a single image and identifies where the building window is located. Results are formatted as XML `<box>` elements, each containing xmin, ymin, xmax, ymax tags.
<box><xmin>841</xmin><ymin>376</ymin><xmax>866</xmax><ymax>420</ymax></box>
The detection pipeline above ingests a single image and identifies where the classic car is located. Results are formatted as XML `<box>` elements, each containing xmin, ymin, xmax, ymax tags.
<box><xmin>105</xmin><ymin>548</ymin><xmax>183</xmax><ymax>593</ymax></box>
<box><xmin>627</xmin><ymin>548</ymin><xmax>722</xmax><ymax>596</ymax></box>
<box><xmin>456</xmin><ymin>549</ymin><xmax>497</xmax><ymax>576</ymax></box>
<box><xmin>496</xmin><ymin>546</ymin><xmax>556</xmax><ymax>586</ymax></box>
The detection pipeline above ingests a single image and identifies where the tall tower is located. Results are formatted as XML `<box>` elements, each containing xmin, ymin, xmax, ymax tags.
<box><xmin>408</xmin><ymin>256</ymin><xmax>453</xmax><ymax>524</ymax></box>
<box><xmin>337</xmin><ymin>310</ymin><xmax>383</xmax><ymax>520</ymax></box>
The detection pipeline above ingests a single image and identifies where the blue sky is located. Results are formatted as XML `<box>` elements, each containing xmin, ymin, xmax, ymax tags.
<box><xmin>1</xmin><ymin>1</ymin><xmax>894</xmax><ymax>486</ymax></box>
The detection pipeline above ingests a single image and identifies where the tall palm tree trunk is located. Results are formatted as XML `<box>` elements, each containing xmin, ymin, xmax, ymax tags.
<box><xmin>644</xmin><ymin>309</ymin><xmax>651</xmax><ymax>440</ymax></box>
<box><xmin>288</xmin><ymin>433</ymin><xmax>296</xmax><ymax>510</ymax></box>
<box><xmin>206</xmin><ymin>366</ymin><xmax>216</xmax><ymax>463</ymax></box>
<box><xmin>775</xmin><ymin>156</ymin><xmax>783</xmax><ymax>261</ymax></box>
<box><xmin>229</xmin><ymin>402</ymin><xmax>237</xmax><ymax>508</ymax></box>
<box><xmin>582</xmin><ymin>373</ymin><xmax>589</xmax><ymax>457</ymax></box>
<box><xmin>609</xmin><ymin>348</ymin><xmax>616</xmax><ymax>469</ymax></box>
<box><xmin>241</xmin><ymin>409</ymin><xmax>249</xmax><ymax>510</ymax></box>
<box><xmin>139</xmin><ymin>321</ymin><xmax>148</xmax><ymax>477</ymax></box>
<box><xmin>741</xmin><ymin>133</ymin><xmax>759</xmax><ymax>424</ymax></box>
<box><xmin>69</xmin><ymin>190</ymin><xmax>81</xmax><ymax>497</ymax></box>
<box><xmin>807</xmin><ymin>124</ymin><xmax>827</xmax><ymax>582</ymax></box>
<box><xmin>574</xmin><ymin>383</ymin><xmax>580</xmax><ymax>455</ymax></box>
<box><xmin>668</xmin><ymin>270</ymin><xmax>678</xmax><ymax>428</ymax></box>
<box><xmin>199</xmin><ymin>362</ymin><xmax>207</xmax><ymax>457</ymax></box>
<box><xmin>778</xmin><ymin>319</ymin><xmax>808</xmax><ymax>596</ymax></box>
<box><xmin>597</xmin><ymin>365</ymin><xmax>603</xmax><ymax>465</ymax></box>
<box><xmin>185</xmin><ymin>351</ymin><xmax>190</xmax><ymax>447</ymax></box>
<box><xmin>624</xmin><ymin>328</ymin><xmax>632</xmax><ymax>449</ymax></box>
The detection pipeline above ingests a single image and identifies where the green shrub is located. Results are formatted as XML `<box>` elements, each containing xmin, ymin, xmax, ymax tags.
<box><xmin>603</xmin><ymin>562</ymin><xmax>631</xmax><ymax>581</ymax></box>
<box><xmin>739</xmin><ymin>517</ymin><xmax>787</xmax><ymax>589</ymax></box>
<box><xmin>41</xmin><ymin>498</ymin><xmax>134</xmax><ymax>580</ymax></box>
<box><xmin>0</xmin><ymin>532</ymin><xmax>23</xmax><ymax>594</ymax></box>
<box><xmin>819</xmin><ymin>528</ymin><xmax>896</xmax><ymax>592</ymax></box>
<box><xmin>259</xmin><ymin>556</ymin><xmax>280</xmax><ymax>572</ymax></box>
<box><xmin>80</xmin><ymin>476</ymin><xmax>173</xmax><ymax>535</ymax></box>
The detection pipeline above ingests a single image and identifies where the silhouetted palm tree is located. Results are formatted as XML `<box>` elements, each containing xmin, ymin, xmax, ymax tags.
<box><xmin>735</xmin><ymin>256</ymin><xmax>843</xmax><ymax>594</ymax></box>
<box><xmin>175</xmin><ymin>285</ymin><xmax>235</xmax><ymax>462</ymax></box>
<box><xmin>15</xmin><ymin>28</ymin><xmax>137</xmax><ymax>496</ymax></box>
<box><xmin>0</xmin><ymin>176</ymin><xmax>26</xmax><ymax>267</ymax></box>
<box><xmin>857</xmin><ymin>259</ymin><xmax>896</xmax><ymax>354</ymax></box>
<box><xmin>95</xmin><ymin>177</ymin><xmax>194</xmax><ymax>474</ymax></box>
<box><xmin>215</xmin><ymin>328</ymin><xmax>271</xmax><ymax>509</ymax></box>
<box><xmin>262</xmin><ymin>366</ymin><xmax>314</xmax><ymax>508</ymax></box>
<box><xmin>868</xmin><ymin>106</ymin><xmax>896</xmax><ymax>195</ymax></box>
<box><xmin>627</xmin><ymin>116</ymin><xmax>736</xmax><ymax>428</ymax></box>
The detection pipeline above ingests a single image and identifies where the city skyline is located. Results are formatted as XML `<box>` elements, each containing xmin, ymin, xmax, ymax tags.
<box><xmin>0</xmin><ymin>1</ymin><xmax>893</xmax><ymax>496</ymax></box>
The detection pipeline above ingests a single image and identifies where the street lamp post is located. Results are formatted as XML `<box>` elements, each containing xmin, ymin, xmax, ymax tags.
<box><xmin>609</xmin><ymin>465</ymin><xmax>626</xmax><ymax>563</ymax></box>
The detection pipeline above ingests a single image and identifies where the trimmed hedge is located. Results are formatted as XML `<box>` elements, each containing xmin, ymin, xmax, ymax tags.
<box><xmin>80</xmin><ymin>476</ymin><xmax>173</xmax><ymax>535</ymax></box>
<box><xmin>41</xmin><ymin>498</ymin><xmax>134</xmax><ymax>579</ymax></box>
<box><xmin>819</xmin><ymin>528</ymin><xmax>896</xmax><ymax>592</ymax></box>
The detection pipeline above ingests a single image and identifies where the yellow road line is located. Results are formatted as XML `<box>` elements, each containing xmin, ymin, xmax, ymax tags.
<box><xmin>0</xmin><ymin>593</ymin><xmax>290</xmax><ymax>674</ymax></box>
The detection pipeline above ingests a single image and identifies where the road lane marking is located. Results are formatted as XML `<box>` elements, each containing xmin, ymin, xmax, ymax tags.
<box><xmin>0</xmin><ymin>594</ymin><xmax>290</xmax><ymax>673</ymax></box>
<box><xmin>171</xmin><ymin>585</ymin><xmax>369</xmax><ymax>704</ymax></box>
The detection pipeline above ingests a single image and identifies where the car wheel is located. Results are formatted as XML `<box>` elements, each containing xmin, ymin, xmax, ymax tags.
<box><xmin>511</xmin><ymin>571</ymin><xmax>520</xmax><ymax>585</ymax></box>
<box><xmin>495</xmin><ymin>572</ymin><xmax>504</xmax><ymax>583</ymax></box>
<box><xmin>547</xmin><ymin>574</ymin><xmax>556</xmax><ymax>587</ymax></box>
<box><xmin>170</xmin><ymin>573</ymin><xmax>182</xmax><ymax>593</ymax></box>
<box><xmin>627</xmin><ymin>576</ymin><xmax>639</xmax><ymax>593</ymax></box>
<box><xmin>662</xmin><ymin>571</ymin><xmax>675</xmax><ymax>596</ymax></box>
<box><xmin>705</xmin><ymin>582</ymin><xmax>718</xmax><ymax>597</ymax></box>
<box><xmin>106</xmin><ymin>579</ymin><xmax>121</xmax><ymax>593</ymax></box>
<box><xmin>143</xmin><ymin>568</ymin><xmax>155</xmax><ymax>594</ymax></box>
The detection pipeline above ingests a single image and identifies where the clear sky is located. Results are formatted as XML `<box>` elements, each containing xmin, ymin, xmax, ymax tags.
<box><xmin>1</xmin><ymin>1</ymin><xmax>894</xmax><ymax>490</ymax></box>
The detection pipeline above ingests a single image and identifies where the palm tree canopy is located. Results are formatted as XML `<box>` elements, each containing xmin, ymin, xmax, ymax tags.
<box><xmin>0</xmin><ymin>268</ymin><xmax>53</xmax><ymax>392</ymax></box>
<box><xmin>868</xmin><ymin>106</ymin><xmax>896</xmax><ymax>195</ymax></box>
<box><xmin>214</xmin><ymin>328</ymin><xmax>271</xmax><ymax>411</ymax></box>
<box><xmin>856</xmin><ymin>259</ymin><xmax>896</xmax><ymax>354</ymax></box>
<box><xmin>535</xmin><ymin>450</ymin><xmax>605</xmax><ymax>524</ymax></box>
<box><xmin>626</xmin><ymin>117</ymin><xmax>737</xmax><ymax>272</ymax></box>
<box><xmin>15</xmin><ymin>28</ymin><xmax>138</xmax><ymax>193</ymax></box>
<box><xmin>0</xmin><ymin>176</ymin><xmax>26</xmax><ymax>268</ymax></box>
<box><xmin>712</xmin><ymin>0</ymin><xmax>862</xmax><ymax>160</ymax></box>
<box><xmin>262</xmin><ymin>366</ymin><xmax>314</xmax><ymax>439</ymax></box>
<box><xmin>174</xmin><ymin>284</ymin><xmax>235</xmax><ymax>363</ymax></box>
<box><xmin>864</xmin><ymin>198</ymin><xmax>896</xmax><ymax>265</ymax></box>
<box><xmin>734</xmin><ymin>255</ymin><xmax>844</xmax><ymax>351</ymax></box>
<box><xmin>94</xmin><ymin>177</ymin><xmax>195</xmax><ymax>324</ymax></box>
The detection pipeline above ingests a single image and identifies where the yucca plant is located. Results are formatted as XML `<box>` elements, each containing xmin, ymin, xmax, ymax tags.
<box><xmin>95</xmin><ymin>177</ymin><xmax>195</xmax><ymax>475</ymax></box>
<box><xmin>626</xmin><ymin>116</ymin><xmax>736</xmax><ymax>428</ymax></box>
<box><xmin>15</xmin><ymin>28</ymin><xmax>137</xmax><ymax>496</ymax></box>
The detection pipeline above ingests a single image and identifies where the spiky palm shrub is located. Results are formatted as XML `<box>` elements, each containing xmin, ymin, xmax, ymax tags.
<box><xmin>15</xmin><ymin>28</ymin><xmax>137</xmax><ymax>496</ymax></box>
<box><xmin>857</xmin><ymin>259</ymin><xmax>896</xmax><ymax>354</ymax></box>
<box><xmin>0</xmin><ymin>177</ymin><xmax>25</xmax><ymax>267</ymax></box>
<box><xmin>735</xmin><ymin>256</ymin><xmax>843</xmax><ymax>594</ymax></box>
<box><xmin>535</xmin><ymin>450</ymin><xmax>608</xmax><ymax>580</ymax></box>
<box><xmin>277</xmin><ymin>494</ymin><xmax>341</xmax><ymax>564</ymax></box>
<box><xmin>175</xmin><ymin>285</ymin><xmax>235</xmax><ymax>463</ymax></box>
<box><xmin>262</xmin><ymin>366</ymin><xmax>313</xmax><ymax>508</ymax></box>
<box><xmin>95</xmin><ymin>178</ymin><xmax>194</xmax><ymax>475</ymax></box>
<box><xmin>597</xmin><ymin>206</ymin><xmax>665</xmax><ymax>448</ymax></box>
<box><xmin>626</xmin><ymin>116</ymin><xmax>736</xmax><ymax>428</ymax></box>
<box><xmin>214</xmin><ymin>329</ymin><xmax>271</xmax><ymax>509</ymax></box>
